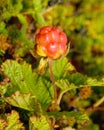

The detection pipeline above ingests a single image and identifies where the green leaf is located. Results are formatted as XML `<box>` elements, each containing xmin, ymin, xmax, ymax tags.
<box><xmin>86</xmin><ymin>77</ymin><xmax>104</xmax><ymax>86</ymax></box>
<box><xmin>55</xmin><ymin>79</ymin><xmax>77</xmax><ymax>91</ymax></box>
<box><xmin>68</xmin><ymin>73</ymin><xmax>104</xmax><ymax>86</ymax></box>
<box><xmin>32</xmin><ymin>0</ymin><xmax>46</xmax><ymax>26</ymax></box>
<box><xmin>0</xmin><ymin>110</ymin><xmax>24</xmax><ymax>130</ymax></box>
<box><xmin>0</xmin><ymin>21</ymin><xmax>8</xmax><ymax>34</ymax></box>
<box><xmin>16</xmin><ymin>14</ymin><xmax>34</xmax><ymax>51</ymax></box>
<box><xmin>5</xmin><ymin>91</ymin><xmax>41</xmax><ymax>112</ymax></box>
<box><xmin>55</xmin><ymin>75</ymin><xmax>104</xmax><ymax>94</ymax></box>
<box><xmin>2</xmin><ymin>60</ymin><xmax>35</xmax><ymax>93</ymax></box>
<box><xmin>2</xmin><ymin>60</ymin><xmax>53</xmax><ymax>110</ymax></box>
<box><xmin>8</xmin><ymin>25</ymin><xmax>34</xmax><ymax>56</ymax></box>
<box><xmin>92</xmin><ymin>124</ymin><xmax>99</xmax><ymax>130</ymax></box>
<box><xmin>33</xmin><ymin>73</ymin><xmax>54</xmax><ymax>110</ymax></box>
<box><xmin>17</xmin><ymin>14</ymin><xmax>27</xmax><ymax>33</ymax></box>
<box><xmin>29</xmin><ymin>115</ymin><xmax>50</xmax><ymax>130</ymax></box>
<box><xmin>48</xmin><ymin>111</ymin><xmax>89</xmax><ymax>126</ymax></box>
<box><xmin>68</xmin><ymin>73</ymin><xmax>88</xmax><ymax>86</ymax></box>
<box><xmin>52</xmin><ymin>57</ymin><xmax>75</xmax><ymax>79</ymax></box>
<box><xmin>1</xmin><ymin>0</ymin><xmax>23</xmax><ymax>20</ymax></box>
<box><xmin>0</xmin><ymin>49</ymin><xmax>5</xmax><ymax>56</ymax></box>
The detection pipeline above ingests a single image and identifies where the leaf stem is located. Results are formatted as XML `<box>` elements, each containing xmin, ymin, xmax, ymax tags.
<box><xmin>93</xmin><ymin>96</ymin><xmax>104</xmax><ymax>108</ymax></box>
<box><xmin>48</xmin><ymin>59</ymin><xmax>57</xmax><ymax>103</ymax></box>
<box><xmin>57</xmin><ymin>90</ymin><xmax>68</xmax><ymax>105</ymax></box>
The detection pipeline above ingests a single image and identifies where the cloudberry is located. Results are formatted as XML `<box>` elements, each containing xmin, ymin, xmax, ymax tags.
<box><xmin>35</xmin><ymin>26</ymin><xmax>68</xmax><ymax>59</ymax></box>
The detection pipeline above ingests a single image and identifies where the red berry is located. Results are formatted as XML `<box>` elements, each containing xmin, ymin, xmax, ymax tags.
<box><xmin>40</xmin><ymin>26</ymin><xmax>52</xmax><ymax>34</ymax></box>
<box><xmin>35</xmin><ymin>26</ymin><xmax>68</xmax><ymax>59</ymax></box>
<box><xmin>59</xmin><ymin>32</ymin><xmax>67</xmax><ymax>44</ymax></box>
<box><xmin>47</xmin><ymin>42</ymin><xmax>58</xmax><ymax>53</ymax></box>
<box><xmin>40</xmin><ymin>34</ymin><xmax>50</xmax><ymax>46</ymax></box>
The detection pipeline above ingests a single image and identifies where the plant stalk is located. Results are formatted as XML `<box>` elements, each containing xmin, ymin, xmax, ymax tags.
<box><xmin>48</xmin><ymin>59</ymin><xmax>57</xmax><ymax>103</ymax></box>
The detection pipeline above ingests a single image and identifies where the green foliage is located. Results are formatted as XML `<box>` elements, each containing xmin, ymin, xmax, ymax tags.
<box><xmin>0</xmin><ymin>0</ymin><xmax>104</xmax><ymax>129</ymax></box>
<box><xmin>55</xmin><ymin>76</ymin><xmax>104</xmax><ymax>92</ymax></box>
<box><xmin>29</xmin><ymin>115</ymin><xmax>50</xmax><ymax>130</ymax></box>
<box><xmin>52</xmin><ymin>57</ymin><xmax>69</xmax><ymax>79</ymax></box>
<box><xmin>48</xmin><ymin>111</ymin><xmax>89</xmax><ymax>129</ymax></box>
<box><xmin>48</xmin><ymin>111</ymin><xmax>89</xmax><ymax>121</ymax></box>
<box><xmin>2</xmin><ymin>60</ymin><xmax>36</xmax><ymax>93</ymax></box>
<box><xmin>5</xmin><ymin>91</ymin><xmax>41</xmax><ymax>112</ymax></box>
<box><xmin>2</xmin><ymin>60</ymin><xmax>53</xmax><ymax>111</ymax></box>
<box><xmin>0</xmin><ymin>110</ymin><xmax>24</xmax><ymax>130</ymax></box>
<box><xmin>32</xmin><ymin>0</ymin><xmax>46</xmax><ymax>26</ymax></box>
<box><xmin>0</xmin><ymin>22</ymin><xmax>8</xmax><ymax>35</ymax></box>
<box><xmin>0</xmin><ymin>0</ymin><xmax>46</xmax><ymax>57</ymax></box>
<box><xmin>53</xmin><ymin>58</ymin><xmax>104</xmax><ymax>97</ymax></box>
<box><xmin>46</xmin><ymin>57</ymin><xmax>75</xmax><ymax>80</ymax></box>
<box><xmin>1</xmin><ymin>57</ymin><xmax>104</xmax><ymax>129</ymax></box>
<box><xmin>0</xmin><ymin>0</ymin><xmax>23</xmax><ymax>21</ymax></box>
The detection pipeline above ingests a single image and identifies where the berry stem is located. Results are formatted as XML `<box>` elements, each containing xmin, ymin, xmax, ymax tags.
<box><xmin>48</xmin><ymin>59</ymin><xmax>57</xmax><ymax>103</ymax></box>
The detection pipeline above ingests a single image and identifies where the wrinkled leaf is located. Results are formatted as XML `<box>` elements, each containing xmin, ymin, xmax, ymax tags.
<box><xmin>2</xmin><ymin>60</ymin><xmax>53</xmax><ymax>110</ymax></box>
<box><xmin>86</xmin><ymin>78</ymin><xmax>104</xmax><ymax>86</ymax></box>
<box><xmin>48</xmin><ymin>111</ymin><xmax>89</xmax><ymax>126</ymax></box>
<box><xmin>55</xmin><ymin>79</ymin><xmax>77</xmax><ymax>91</ymax></box>
<box><xmin>29</xmin><ymin>115</ymin><xmax>50</xmax><ymax>130</ymax></box>
<box><xmin>5</xmin><ymin>91</ymin><xmax>41</xmax><ymax>112</ymax></box>
<box><xmin>52</xmin><ymin>57</ymin><xmax>74</xmax><ymax>79</ymax></box>
<box><xmin>33</xmin><ymin>73</ymin><xmax>53</xmax><ymax>110</ymax></box>
<box><xmin>2</xmin><ymin>60</ymin><xmax>36</xmax><ymax>93</ymax></box>
<box><xmin>68</xmin><ymin>73</ymin><xmax>88</xmax><ymax>86</ymax></box>
<box><xmin>0</xmin><ymin>110</ymin><xmax>24</xmax><ymax>130</ymax></box>
<box><xmin>0</xmin><ymin>119</ymin><xmax>7</xmax><ymax>130</ymax></box>
<box><xmin>56</xmin><ymin>75</ymin><xmax>104</xmax><ymax>94</ymax></box>
<box><xmin>68</xmin><ymin>73</ymin><xmax>104</xmax><ymax>86</ymax></box>
<box><xmin>56</xmin><ymin>75</ymin><xmax>104</xmax><ymax>92</ymax></box>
